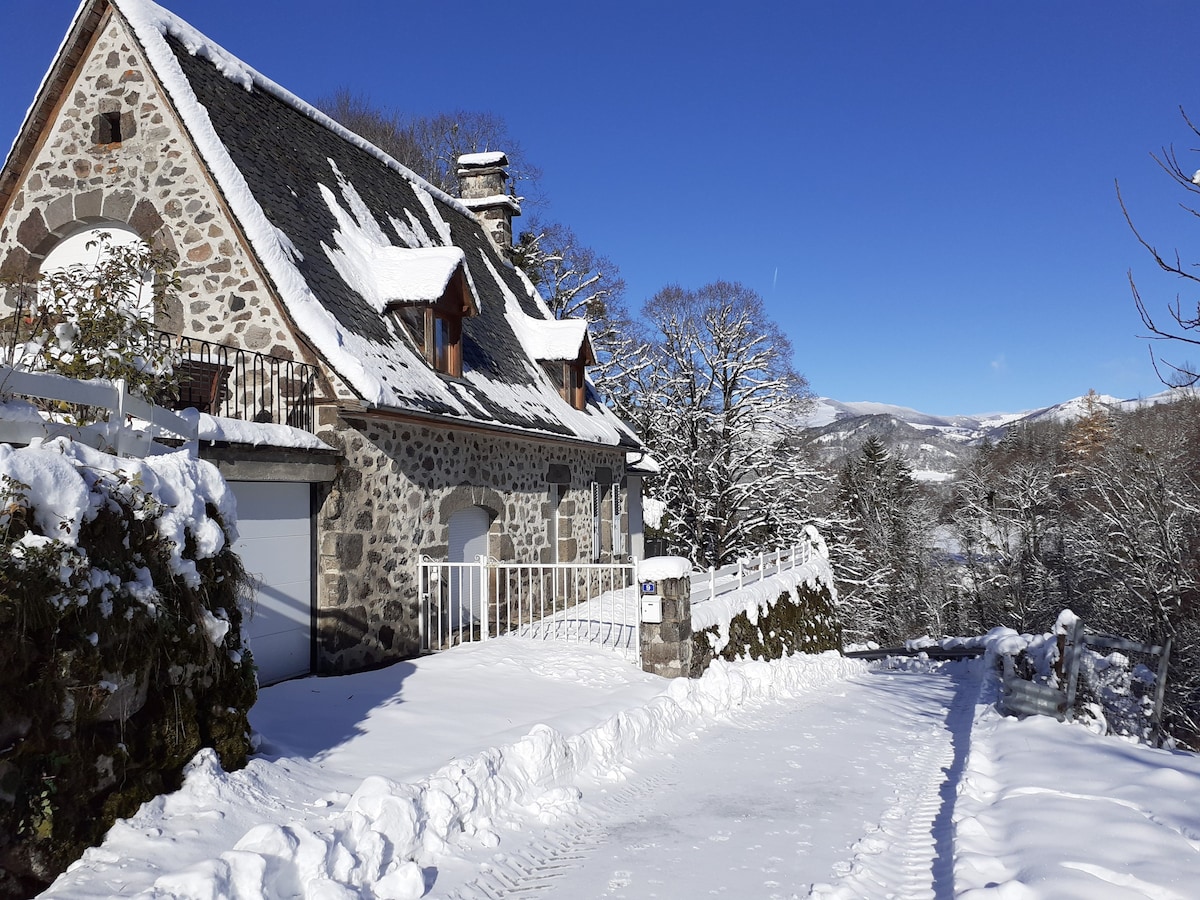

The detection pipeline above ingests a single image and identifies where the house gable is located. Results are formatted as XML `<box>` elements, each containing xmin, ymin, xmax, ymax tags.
<box><xmin>0</xmin><ymin>2</ymin><xmax>332</xmax><ymax>400</ymax></box>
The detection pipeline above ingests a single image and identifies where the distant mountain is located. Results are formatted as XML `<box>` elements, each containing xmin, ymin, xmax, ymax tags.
<box><xmin>795</xmin><ymin>389</ymin><xmax>1182</xmax><ymax>482</ymax></box>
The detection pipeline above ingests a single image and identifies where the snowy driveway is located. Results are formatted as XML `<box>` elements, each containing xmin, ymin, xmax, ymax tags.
<box><xmin>437</xmin><ymin>663</ymin><xmax>977</xmax><ymax>899</ymax></box>
<box><xmin>43</xmin><ymin>640</ymin><xmax>1200</xmax><ymax>899</ymax></box>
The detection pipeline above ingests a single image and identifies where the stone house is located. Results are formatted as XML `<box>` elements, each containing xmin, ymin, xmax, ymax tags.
<box><xmin>0</xmin><ymin>0</ymin><xmax>648</xmax><ymax>682</ymax></box>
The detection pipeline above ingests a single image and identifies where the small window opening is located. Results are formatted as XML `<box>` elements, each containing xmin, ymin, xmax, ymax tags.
<box><xmin>564</xmin><ymin>360</ymin><xmax>586</xmax><ymax>410</ymax></box>
<box><xmin>95</xmin><ymin>111</ymin><xmax>123</xmax><ymax>145</ymax></box>
<box><xmin>429</xmin><ymin>310</ymin><xmax>462</xmax><ymax>376</ymax></box>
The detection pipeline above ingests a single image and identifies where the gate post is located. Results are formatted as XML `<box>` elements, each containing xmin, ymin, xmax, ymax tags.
<box><xmin>638</xmin><ymin>557</ymin><xmax>693</xmax><ymax>678</ymax></box>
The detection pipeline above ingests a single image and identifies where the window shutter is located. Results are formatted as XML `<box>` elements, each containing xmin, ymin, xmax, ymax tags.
<box><xmin>592</xmin><ymin>482</ymin><xmax>602</xmax><ymax>561</ymax></box>
<box><xmin>612</xmin><ymin>480</ymin><xmax>624</xmax><ymax>555</ymax></box>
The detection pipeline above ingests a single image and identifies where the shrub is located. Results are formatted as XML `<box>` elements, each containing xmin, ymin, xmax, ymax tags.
<box><xmin>0</xmin><ymin>442</ymin><xmax>255</xmax><ymax>897</ymax></box>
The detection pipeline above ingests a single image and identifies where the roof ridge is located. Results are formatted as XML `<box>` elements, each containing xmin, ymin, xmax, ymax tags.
<box><xmin>109</xmin><ymin>0</ymin><xmax>473</xmax><ymax>218</ymax></box>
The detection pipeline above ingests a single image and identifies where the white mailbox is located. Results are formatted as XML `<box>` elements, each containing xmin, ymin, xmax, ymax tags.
<box><xmin>640</xmin><ymin>595</ymin><xmax>663</xmax><ymax>624</ymax></box>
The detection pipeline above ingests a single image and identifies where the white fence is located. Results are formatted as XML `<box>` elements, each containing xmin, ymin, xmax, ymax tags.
<box><xmin>689</xmin><ymin>543</ymin><xmax>815</xmax><ymax>608</ymax></box>
<box><xmin>0</xmin><ymin>364</ymin><xmax>195</xmax><ymax>457</ymax></box>
<box><xmin>418</xmin><ymin>557</ymin><xmax>640</xmax><ymax>660</ymax></box>
<box><xmin>418</xmin><ymin>542</ymin><xmax>819</xmax><ymax>664</ymax></box>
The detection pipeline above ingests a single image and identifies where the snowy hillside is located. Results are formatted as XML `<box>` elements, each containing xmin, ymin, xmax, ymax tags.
<box><xmin>797</xmin><ymin>388</ymin><xmax>1185</xmax><ymax>479</ymax></box>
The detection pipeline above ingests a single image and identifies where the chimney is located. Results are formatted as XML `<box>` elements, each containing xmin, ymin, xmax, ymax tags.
<box><xmin>456</xmin><ymin>151</ymin><xmax>521</xmax><ymax>259</ymax></box>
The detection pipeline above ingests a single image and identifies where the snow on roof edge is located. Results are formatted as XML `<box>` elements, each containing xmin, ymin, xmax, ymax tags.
<box><xmin>109</xmin><ymin>0</ymin><xmax>476</xmax><ymax>219</ymax></box>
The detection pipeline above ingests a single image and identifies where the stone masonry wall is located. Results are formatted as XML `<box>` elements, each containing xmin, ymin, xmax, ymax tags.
<box><xmin>314</xmin><ymin>409</ymin><xmax>630</xmax><ymax>673</ymax></box>
<box><xmin>640</xmin><ymin>575</ymin><xmax>693</xmax><ymax>678</ymax></box>
<box><xmin>0</xmin><ymin>12</ymin><xmax>323</xmax><ymax>385</ymax></box>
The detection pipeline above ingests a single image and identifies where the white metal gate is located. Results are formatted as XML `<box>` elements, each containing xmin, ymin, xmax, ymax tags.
<box><xmin>418</xmin><ymin>558</ymin><xmax>639</xmax><ymax>661</ymax></box>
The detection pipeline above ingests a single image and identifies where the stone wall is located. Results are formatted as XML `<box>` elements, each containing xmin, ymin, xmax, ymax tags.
<box><xmin>639</xmin><ymin>574</ymin><xmax>694</xmax><ymax>678</ymax></box>
<box><xmin>313</xmin><ymin>409</ymin><xmax>631</xmax><ymax>673</ymax></box>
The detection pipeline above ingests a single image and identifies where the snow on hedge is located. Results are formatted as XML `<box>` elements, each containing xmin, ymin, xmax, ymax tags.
<box><xmin>0</xmin><ymin>437</ymin><xmax>236</xmax><ymax>586</ymax></box>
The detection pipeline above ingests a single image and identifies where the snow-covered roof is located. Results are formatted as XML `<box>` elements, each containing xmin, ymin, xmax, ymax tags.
<box><xmin>509</xmin><ymin>310</ymin><xmax>592</xmax><ymax>363</ymax></box>
<box><xmin>25</xmin><ymin>0</ymin><xmax>641</xmax><ymax>451</ymax></box>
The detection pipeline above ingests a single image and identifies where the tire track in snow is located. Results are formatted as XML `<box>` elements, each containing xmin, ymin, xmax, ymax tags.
<box><xmin>444</xmin><ymin>770</ymin><xmax>680</xmax><ymax>899</ymax></box>
<box><xmin>809</xmin><ymin>661</ymin><xmax>979</xmax><ymax>900</ymax></box>
<box><xmin>445</xmin><ymin>662</ymin><xmax>977</xmax><ymax>899</ymax></box>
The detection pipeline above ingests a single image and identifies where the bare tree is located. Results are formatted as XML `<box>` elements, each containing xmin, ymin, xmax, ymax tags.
<box><xmin>1119</xmin><ymin>107</ymin><xmax>1200</xmax><ymax>387</ymax></box>
<box><xmin>316</xmin><ymin>89</ymin><xmax>541</xmax><ymax>198</ymax></box>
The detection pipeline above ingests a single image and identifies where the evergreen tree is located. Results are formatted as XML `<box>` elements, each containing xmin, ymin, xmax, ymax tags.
<box><xmin>828</xmin><ymin>437</ymin><xmax>934</xmax><ymax>644</ymax></box>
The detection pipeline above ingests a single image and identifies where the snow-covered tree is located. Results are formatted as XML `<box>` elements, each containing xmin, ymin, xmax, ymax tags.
<box><xmin>628</xmin><ymin>282</ymin><xmax>812</xmax><ymax>567</ymax></box>
<box><xmin>828</xmin><ymin>437</ymin><xmax>937</xmax><ymax>644</ymax></box>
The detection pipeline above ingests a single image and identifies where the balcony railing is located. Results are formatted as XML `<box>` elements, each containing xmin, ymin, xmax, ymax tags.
<box><xmin>156</xmin><ymin>333</ymin><xmax>318</xmax><ymax>433</ymax></box>
<box><xmin>1</xmin><ymin>307</ymin><xmax>318</xmax><ymax>432</ymax></box>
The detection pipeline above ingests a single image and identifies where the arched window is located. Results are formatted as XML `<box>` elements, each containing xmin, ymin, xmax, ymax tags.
<box><xmin>39</xmin><ymin>223</ymin><xmax>154</xmax><ymax>318</ymax></box>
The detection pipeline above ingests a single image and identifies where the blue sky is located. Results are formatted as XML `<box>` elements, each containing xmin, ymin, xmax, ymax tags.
<box><xmin>3</xmin><ymin>1</ymin><xmax>1198</xmax><ymax>415</ymax></box>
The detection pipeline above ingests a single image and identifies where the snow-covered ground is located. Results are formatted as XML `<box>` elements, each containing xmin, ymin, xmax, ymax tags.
<box><xmin>41</xmin><ymin>641</ymin><xmax>1200</xmax><ymax>899</ymax></box>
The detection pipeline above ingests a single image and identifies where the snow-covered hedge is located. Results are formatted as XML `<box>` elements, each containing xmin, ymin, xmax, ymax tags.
<box><xmin>690</xmin><ymin>550</ymin><xmax>842</xmax><ymax>675</ymax></box>
<box><xmin>0</xmin><ymin>439</ymin><xmax>256</xmax><ymax>896</ymax></box>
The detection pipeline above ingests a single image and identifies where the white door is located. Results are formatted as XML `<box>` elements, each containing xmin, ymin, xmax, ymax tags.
<box><xmin>448</xmin><ymin>506</ymin><xmax>489</xmax><ymax>631</ymax></box>
<box><xmin>231</xmin><ymin>481</ymin><xmax>312</xmax><ymax>685</ymax></box>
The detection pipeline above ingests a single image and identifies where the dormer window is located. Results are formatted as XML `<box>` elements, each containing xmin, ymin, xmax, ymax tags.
<box><xmin>563</xmin><ymin>357</ymin><xmax>586</xmax><ymax>410</ymax></box>
<box><xmin>531</xmin><ymin>318</ymin><xmax>595</xmax><ymax>411</ymax></box>
<box><xmin>384</xmin><ymin>254</ymin><xmax>477</xmax><ymax>378</ymax></box>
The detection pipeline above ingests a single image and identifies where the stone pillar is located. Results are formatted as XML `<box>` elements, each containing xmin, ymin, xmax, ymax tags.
<box><xmin>640</xmin><ymin>574</ymin><xmax>693</xmax><ymax>678</ymax></box>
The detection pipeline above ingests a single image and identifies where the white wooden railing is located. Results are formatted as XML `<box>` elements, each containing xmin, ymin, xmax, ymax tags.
<box><xmin>418</xmin><ymin>557</ymin><xmax>639</xmax><ymax>660</ymax></box>
<box><xmin>689</xmin><ymin>543</ymin><xmax>815</xmax><ymax>607</ymax></box>
<box><xmin>417</xmin><ymin>543</ymin><xmax>820</xmax><ymax>664</ymax></box>
<box><xmin>0</xmin><ymin>364</ymin><xmax>196</xmax><ymax>457</ymax></box>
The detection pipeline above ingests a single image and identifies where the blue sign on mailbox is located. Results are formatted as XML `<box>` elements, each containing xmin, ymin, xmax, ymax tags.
<box><xmin>640</xmin><ymin>581</ymin><xmax>656</xmax><ymax>594</ymax></box>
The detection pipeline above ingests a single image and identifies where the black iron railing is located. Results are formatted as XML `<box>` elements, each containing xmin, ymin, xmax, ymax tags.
<box><xmin>157</xmin><ymin>333</ymin><xmax>318</xmax><ymax>433</ymax></box>
<box><xmin>1</xmin><ymin>301</ymin><xmax>318</xmax><ymax>433</ymax></box>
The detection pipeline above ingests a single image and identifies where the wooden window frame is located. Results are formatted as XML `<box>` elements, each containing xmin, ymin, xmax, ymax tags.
<box><xmin>562</xmin><ymin>359</ymin><xmax>586</xmax><ymax>410</ymax></box>
<box><xmin>426</xmin><ymin>307</ymin><xmax>463</xmax><ymax>377</ymax></box>
<box><xmin>394</xmin><ymin>268</ymin><xmax>474</xmax><ymax>378</ymax></box>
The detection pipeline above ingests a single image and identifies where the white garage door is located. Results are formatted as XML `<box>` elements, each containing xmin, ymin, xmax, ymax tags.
<box><xmin>231</xmin><ymin>481</ymin><xmax>313</xmax><ymax>685</ymax></box>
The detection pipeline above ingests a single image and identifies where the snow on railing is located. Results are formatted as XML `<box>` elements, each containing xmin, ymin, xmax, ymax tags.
<box><xmin>688</xmin><ymin>543</ymin><xmax>815</xmax><ymax>607</ymax></box>
<box><xmin>417</xmin><ymin>557</ymin><xmax>640</xmax><ymax>661</ymax></box>
<box><xmin>416</xmin><ymin>543</ymin><xmax>821</xmax><ymax>666</ymax></box>
<box><xmin>0</xmin><ymin>364</ymin><xmax>197</xmax><ymax>457</ymax></box>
